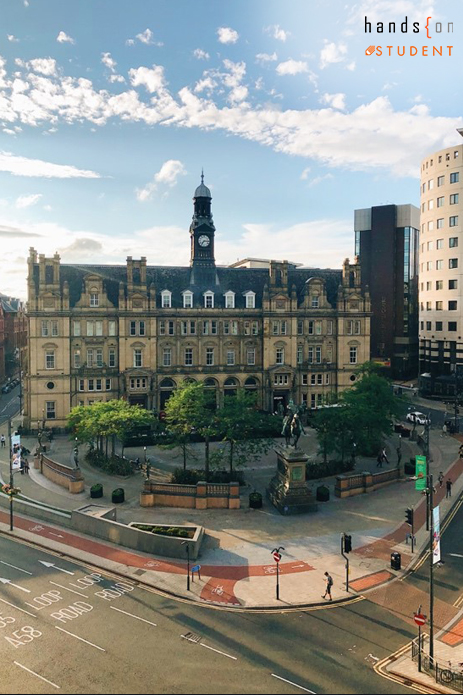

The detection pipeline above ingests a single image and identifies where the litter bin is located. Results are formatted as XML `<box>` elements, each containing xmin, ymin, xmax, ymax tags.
<box><xmin>391</xmin><ymin>551</ymin><xmax>401</xmax><ymax>571</ymax></box>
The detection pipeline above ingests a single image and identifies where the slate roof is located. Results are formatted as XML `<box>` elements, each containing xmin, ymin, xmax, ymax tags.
<box><xmin>54</xmin><ymin>263</ymin><xmax>343</xmax><ymax>310</ymax></box>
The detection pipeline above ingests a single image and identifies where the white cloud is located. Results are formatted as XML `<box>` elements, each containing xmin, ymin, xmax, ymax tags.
<box><xmin>306</xmin><ymin>173</ymin><xmax>334</xmax><ymax>187</ymax></box>
<box><xmin>28</xmin><ymin>58</ymin><xmax>57</xmax><ymax>76</ymax></box>
<box><xmin>129</xmin><ymin>65</ymin><xmax>166</xmax><ymax>93</ymax></box>
<box><xmin>255</xmin><ymin>52</ymin><xmax>278</xmax><ymax>64</ymax></box>
<box><xmin>16</xmin><ymin>193</ymin><xmax>42</xmax><ymax>208</ymax></box>
<box><xmin>108</xmin><ymin>74</ymin><xmax>126</xmax><ymax>84</ymax></box>
<box><xmin>319</xmin><ymin>41</ymin><xmax>348</xmax><ymax>69</ymax></box>
<box><xmin>194</xmin><ymin>76</ymin><xmax>217</xmax><ymax>94</ymax></box>
<box><xmin>125</xmin><ymin>39</ymin><xmax>135</xmax><ymax>46</ymax></box>
<box><xmin>276</xmin><ymin>59</ymin><xmax>308</xmax><ymax>76</ymax></box>
<box><xmin>7</xmin><ymin>35</ymin><xmax>19</xmax><ymax>43</ymax></box>
<box><xmin>57</xmin><ymin>31</ymin><xmax>75</xmax><ymax>45</ymax></box>
<box><xmin>217</xmin><ymin>27</ymin><xmax>239</xmax><ymax>44</ymax></box>
<box><xmin>193</xmin><ymin>49</ymin><xmax>210</xmax><ymax>60</ymax></box>
<box><xmin>101</xmin><ymin>52</ymin><xmax>117</xmax><ymax>72</ymax></box>
<box><xmin>0</xmin><ymin>152</ymin><xmax>101</xmax><ymax>178</ymax></box>
<box><xmin>126</xmin><ymin>29</ymin><xmax>163</xmax><ymax>47</ymax></box>
<box><xmin>346</xmin><ymin>61</ymin><xmax>356</xmax><ymax>71</ymax></box>
<box><xmin>300</xmin><ymin>167</ymin><xmax>311</xmax><ymax>180</ymax></box>
<box><xmin>320</xmin><ymin>93</ymin><xmax>346</xmax><ymax>110</ymax></box>
<box><xmin>265</xmin><ymin>24</ymin><xmax>290</xmax><ymax>42</ymax></box>
<box><xmin>136</xmin><ymin>159</ymin><xmax>186</xmax><ymax>201</ymax></box>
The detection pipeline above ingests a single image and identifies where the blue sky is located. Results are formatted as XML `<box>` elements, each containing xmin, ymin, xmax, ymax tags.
<box><xmin>0</xmin><ymin>0</ymin><xmax>462</xmax><ymax>297</ymax></box>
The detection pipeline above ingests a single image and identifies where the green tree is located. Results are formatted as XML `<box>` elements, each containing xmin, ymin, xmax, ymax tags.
<box><xmin>214</xmin><ymin>391</ymin><xmax>274</xmax><ymax>476</ymax></box>
<box><xmin>164</xmin><ymin>383</ymin><xmax>218</xmax><ymax>478</ymax></box>
<box><xmin>68</xmin><ymin>400</ymin><xmax>155</xmax><ymax>458</ymax></box>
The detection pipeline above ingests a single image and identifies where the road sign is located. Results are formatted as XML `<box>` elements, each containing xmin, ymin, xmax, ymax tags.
<box><xmin>414</xmin><ymin>613</ymin><xmax>427</xmax><ymax>626</ymax></box>
<box><xmin>273</xmin><ymin>551</ymin><xmax>281</xmax><ymax>563</ymax></box>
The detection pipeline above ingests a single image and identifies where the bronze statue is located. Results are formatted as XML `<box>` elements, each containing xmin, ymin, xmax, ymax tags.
<box><xmin>291</xmin><ymin>413</ymin><xmax>305</xmax><ymax>448</ymax></box>
<box><xmin>281</xmin><ymin>414</ymin><xmax>292</xmax><ymax>447</ymax></box>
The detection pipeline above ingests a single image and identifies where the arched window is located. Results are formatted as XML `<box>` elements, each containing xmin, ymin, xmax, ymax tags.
<box><xmin>224</xmin><ymin>376</ymin><xmax>238</xmax><ymax>397</ymax></box>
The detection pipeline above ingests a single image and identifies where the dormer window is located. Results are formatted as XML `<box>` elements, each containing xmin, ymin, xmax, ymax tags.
<box><xmin>183</xmin><ymin>291</ymin><xmax>193</xmax><ymax>309</ymax></box>
<box><xmin>161</xmin><ymin>290</ymin><xmax>172</xmax><ymax>308</ymax></box>
<box><xmin>244</xmin><ymin>291</ymin><xmax>255</xmax><ymax>309</ymax></box>
<box><xmin>311</xmin><ymin>296</ymin><xmax>319</xmax><ymax>308</ymax></box>
<box><xmin>204</xmin><ymin>291</ymin><xmax>214</xmax><ymax>309</ymax></box>
<box><xmin>90</xmin><ymin>293</ymin><xmax>99</xmax><ymax>307</ymax></box>
<box><xmin>224</xmin><ymin>291</ymin><xmax>235</xmax><ymax>309</ymax></box>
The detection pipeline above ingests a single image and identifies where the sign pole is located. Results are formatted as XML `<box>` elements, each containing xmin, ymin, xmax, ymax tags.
<box><xmin>272</xmin><ymin>547</ymin><xmax>284</xmax><ymax>601</ymax></box>
<box><xmin>418</xmin><ymin>623</ymin><xmax>422</xmax><ymax>672</ymax></box>
<box><xmin>276</xmin><ymin>560</ymin><xmax>279</xmax><ymax>601</ymax></box>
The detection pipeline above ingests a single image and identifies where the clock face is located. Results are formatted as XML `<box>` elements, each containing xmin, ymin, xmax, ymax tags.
<box><xmin>198</xmin><ymin>235</ymin><xmax>210</xmax><ymax>247</ymax></box>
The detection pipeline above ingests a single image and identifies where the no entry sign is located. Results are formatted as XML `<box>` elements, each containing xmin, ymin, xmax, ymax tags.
<box><xmin>273</xmin><ymin>551</ymin><xmax>281</xmax><ymax>563</ymax></box>
<box><xmin>414</xmin><ymin>613</ymin><xmax>427</xmax><ymax>626</ymax></box>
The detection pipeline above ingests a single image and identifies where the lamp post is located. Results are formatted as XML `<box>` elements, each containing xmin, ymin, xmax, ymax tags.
<box><xmin>8</xmin><ymin>418</ymin><xmax>13</xmax><ymax>531</ymax></box>
<box><xmin>74</xmin><ymin>437</ymin><xmax>79</xmax><ymax>467</ymax></box>
<box><xmin>181</xmin><ymin>541</ymin><xmax>190</xmax><ymax>591</ymax></box>
<box><xmin>428</xmin><ymin>474</ymin><xmax>435</xmax><ymax>666</ymax></box>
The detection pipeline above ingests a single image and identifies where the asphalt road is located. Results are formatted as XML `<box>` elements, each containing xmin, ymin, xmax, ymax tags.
<box><xmin>0</xmin><ymin>384</ymin><xmax>20</xmax><ymax>425</ymax></box>
<box><xmin>0</xmin><ymin>534</ymin><xmax>416</xmax><ymax>695</ymax></box>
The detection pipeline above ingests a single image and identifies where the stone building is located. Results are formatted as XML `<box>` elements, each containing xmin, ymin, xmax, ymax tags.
<box><xmin>0</xmin><ymin>293</ymin><xmax>27</xmax><ymax>383</ymax></box>
<box><xmin>24</xmin><ymin>177</ymin><xmax>371</xmax><ymax>429</ymax></box>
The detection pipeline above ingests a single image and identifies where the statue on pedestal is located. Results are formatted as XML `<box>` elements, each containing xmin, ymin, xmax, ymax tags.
<box><xmin>281</xmin><ymin>414</ymin><xmax>292</xmax><ymax>447</ymax></box>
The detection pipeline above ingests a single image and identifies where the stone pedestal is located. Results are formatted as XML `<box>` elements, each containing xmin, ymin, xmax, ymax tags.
<box><xmin>267</xmin><ymin>445</ymin><xmax>318</xmax><ymax>515</ymax></box>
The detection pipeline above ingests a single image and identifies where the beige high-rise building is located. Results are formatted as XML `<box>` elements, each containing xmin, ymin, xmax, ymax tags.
<box><xmin>24</xmin><ymin>177</ymin><xmax>371</xmax><ymax>429</ymax></box>
<box><xmin>419</xmin><ymin>129</ymin><xmax>463</xmax><ymax>397</ymax></box>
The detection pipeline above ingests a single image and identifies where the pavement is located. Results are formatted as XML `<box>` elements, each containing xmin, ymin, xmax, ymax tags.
<box><xmin>1</xmin><ymin>413</ymin><xmax>463</xmax><ymax>693</ymax></box>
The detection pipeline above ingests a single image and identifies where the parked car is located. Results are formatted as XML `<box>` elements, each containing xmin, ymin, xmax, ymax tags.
<box><xmin>406</xmin><ymin>411</ymin><xmax>431</xmax><ymax>426</ymax></box>
<box><xmin>1</xmin><ymin>385</ymin><xmax>10</xmax><ymax>393</ymax></box>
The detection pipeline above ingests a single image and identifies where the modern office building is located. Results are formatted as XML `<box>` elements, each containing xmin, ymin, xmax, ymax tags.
<box><xmin>24</xmin><ymin>177</ymin><xmax>371</xmax><ymax>429</ymax></box>
<box><xmin>419</xmin><ymin>130</ymin><xmax>463</xmax><ymax>397</ymax></box>
<box><xmin>354</xmin><ymin>204</ymin><xmax>419</xmax><ymax>380</ymax></box>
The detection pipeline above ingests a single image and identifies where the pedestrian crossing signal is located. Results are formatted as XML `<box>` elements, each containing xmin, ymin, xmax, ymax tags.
<box><xmin>405</xmin><ymin>508</ymin><xmax>413</xmax><ymax>526</ymax></box>
<box><xmin>343</xmin><ymin>534</ymin><xmax>352</xmax><ymax>553</ymax></box>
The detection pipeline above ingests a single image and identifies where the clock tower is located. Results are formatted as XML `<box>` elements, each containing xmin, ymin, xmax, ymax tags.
<box><xmin>190</xmin><ymin>172</ymin><xmax>216</xmax><ymax>267</ymax></box>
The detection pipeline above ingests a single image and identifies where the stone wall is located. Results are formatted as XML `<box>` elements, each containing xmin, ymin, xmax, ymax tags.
<box><xmin>35</xmin><ymin>453</ymin><xmax>85</xmax><ymax>494</ymax></box>
<box><xmin>140</xmin><ymin>480</ymin><xmax>240</xmax><ymax>510</ymax></box>
<box><xmin>335</xmin><ymin>467</ymin><xmax>401</xmax><ymax>498</ymax></box>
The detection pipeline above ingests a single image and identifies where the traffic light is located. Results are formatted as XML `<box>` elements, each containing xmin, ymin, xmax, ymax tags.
<box><xmin>343</xmin><ymin>534</ymin><xmax>352</xmax><ymax>553</ymax></box>
<box><xmin>405</xmin><ymin>507</ymin><xmax>414</xmax><ymax>526</ymax></box>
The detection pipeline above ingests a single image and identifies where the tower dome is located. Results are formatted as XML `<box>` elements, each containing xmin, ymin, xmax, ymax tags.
<box><xmin>194</xmin><ymin>170</ymin><xmax>211</xmax><ymax>199</ymax></box>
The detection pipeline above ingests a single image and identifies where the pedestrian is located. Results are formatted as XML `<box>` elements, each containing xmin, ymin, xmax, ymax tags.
<box><xmin>381</xmin><ymin>447</ymin><xmax>389</xmax><ymax>465</ymax></box>
<box><xmin>376</xmin><ymin>452</ymin><xmax>383</xmax><ymax>468</ymax></box>
<box><xmin>23</xmin><ymin>458</ymin><xmax>29</xmax><ymax>475</ymax></box>
<box><xmin>446</xmin><ymin>479</ymin><xmax>452</xmax><ymax>498</ymax></box>
<box><xmin>0</xmin><ymin>434</ymin><xmax>5</xmax><ymax>447</ymax></box>
<box><xmin>322</xmin><ymin>571</ymin><xmax>333</xmax><ymax>601</ymax></box>
<box><xmin>442</xmin><ymin>423</ymin><xmax>448</xmax><ymax>437</ymax></box>
<box><xmin>438</xmin><ymin>471</ymin><xmax>444</xmax><ymax>488</ymax></box>
<box><xmin>396</xmin><ymin>446</ymin><xmax>402</xmax><ymax>466</ymax></box>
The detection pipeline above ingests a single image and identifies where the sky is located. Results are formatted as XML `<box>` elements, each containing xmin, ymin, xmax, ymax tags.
<box><xmin>0</xmin><ymin>0</ymin><xmax>462</xmax><ymax>298</ymax></box>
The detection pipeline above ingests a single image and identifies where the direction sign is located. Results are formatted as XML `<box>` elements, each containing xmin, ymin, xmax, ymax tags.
<box><xmin>273</xmin><ymin>551</ymin><xmax>281</xmax><ymax>563</ymax></box>
<box><xmin>414</xmin><ymin>613</ymin><xmax>427</xmax><ymax>626</ymax></box>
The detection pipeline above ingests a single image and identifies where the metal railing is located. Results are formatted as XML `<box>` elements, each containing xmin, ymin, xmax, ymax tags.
<box><xmin>412</xmin><ymin>638</ymin><xmax>463</xmax><ymax>693</ymax></box>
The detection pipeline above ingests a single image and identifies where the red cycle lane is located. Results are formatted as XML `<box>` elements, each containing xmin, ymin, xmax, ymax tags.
<box><xmin>0</xmin><ymin>510</ymin><xmax>314</xmax><ymax>606</ymax></box>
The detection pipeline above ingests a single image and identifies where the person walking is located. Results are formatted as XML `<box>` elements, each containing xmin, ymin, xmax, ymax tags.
<box><xmin>438</xmin><ymin>471</ymin><xmax>444</xmax><ymax>488</ymax></box>
<box><xmin>23</xmin><ymin>457</ymin><xmax>29</xmax><ymax>475</ymax></box>
<box><xmin>322</xmin><ymin>572</ymin><xmax>333</xmax><ymax>601</ymax></box>
<box><xmin>0</xmin><ymin>434</ymin><xmax>5</xmax><ymax>447</ymax></box>
<box><xmin>381</xmin><ymin>447</ymin><xmax>389</xmax><ymax>465</ymax></box>
<box><xmin>396</xmin><ymin>446</ymin><xmax>402</xmax><ymax>467</ymax></box>
<box><xmin>442</xmin><ymin>423</ymin><xmax>448</xmax><ymax>437</ymax></box>
<box><xmin>446</xmin><ymin>479</ymin><xmax>453</xmax><ymax>498</ymax></box>
<box><xmin>376</xmin><ymin>451</ymin><xmax>383</xmax><ymax>468</ymax></box>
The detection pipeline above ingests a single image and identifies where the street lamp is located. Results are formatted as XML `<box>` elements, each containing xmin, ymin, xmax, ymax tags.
<box><xmin>74</xmin><ymin>437</ymin><xmax>79</xmax><ymax>467</ymax></box>
<box><xmin>181</xmin><ymin>541</ymin><xmax>190</xmax><ymax>591</ymax></box>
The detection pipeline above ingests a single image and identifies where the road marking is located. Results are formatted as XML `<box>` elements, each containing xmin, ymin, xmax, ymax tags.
<box><xmin>0</xmin><ymin>577</ymin><xmax>31</xmax><ymax>593</ymax></box>
<box><xmin>14</xmin><ymin>662</ymin><xmax>60</xmax><ymax>690</ymax></box>
<box><xmin>55</xmin><ymin>626</ymin><xmax>106</xmax><ymax>652</ymax></box>
<box><xmin>0</xmin><ymin>560</ymin><xmax>32</xmax><ymax>575</ymax></box>
<box><xmin>200</xmin><ymin>643</ymin><xmax>237</xmax><ymax>660</ymax></box>
<box><xmin>49</xmin><ymin>581</ymin><xmax>88</xmax><ymax>598</ymax></box>
<box><xmin>49</xmin><ymin>533</ymin><xmax>65</xmax><ymax>539</ymax></box>
<box><xmin>0</xmin><ymin>598</ymin><xmax>36</xmax><ymax>617</ymax></box>
<box><xmin>453</xmin><ymin>593</ymin><xmax>463</xmax><ymax>608</ymax></box>
<box><xmin>271</xmin><ymin>674</ymin><xmax>316</xmax><ymax>693</ymax></box>
<box><xmin>110</xmin><ymin>606</ymin><xmax>157</xmax><ymax>626</ymax></box>
<box><xmin>40</xmin><ymin>561</ymin><xmax>74</xmax><ymax>575</ymax></box>
<box><xmin>449</xmin><ymin>553</ymin><xmax>463</xmax><ymax>558</ymax></box>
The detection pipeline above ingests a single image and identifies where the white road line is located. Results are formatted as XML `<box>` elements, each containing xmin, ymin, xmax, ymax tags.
<box><xmin>49</xmin><ymin>581</ymin><xmax>88</xmax><ymax>598</ymax></box>
<box><xmin>200</xmin><ymin>643</ymin><xmax>237</xmax><ymax>660</ymax></box>
<box><xmin>0</xmin><ymin>598</ymin><xmax>36</xmax><ymax>618</ymax></box>
<box><xmin>55</xmin><ymin>626</ymin><xmax>106</xmax><ymax>652</ymax></box>
<box><xmin>110</xmin><ymin>606</ymin><xmax>157</xmax><ymax>626</ymax></box>
<box><xmin>14</xmin><ymin>662</ymin><xmax>60</xmax><ymax>690</ymax></box>
<box><xmin>271</xmin><ymin>674</ymin><xmax>316</xmax><ymax>694</ymax></box>
<box><xmin>0</xmin><ymin>560</ymin><xmax>32</xmax><ymax>575</ymax></box>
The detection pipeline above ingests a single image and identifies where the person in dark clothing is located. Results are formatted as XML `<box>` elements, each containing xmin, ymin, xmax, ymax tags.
<box><xmin>376</xmin><ymin>452</ymin><xmax>383</xmax><ymax>468</ymax></box>
<box><xmin>446</xmin><ymin>479</ymin><xmax>452</xmax><ymax>498</ymax></box>
<box><xmin>322</xmin><ymin>572</ymin><xmax>333</xmax><ymax>601</ymax></box>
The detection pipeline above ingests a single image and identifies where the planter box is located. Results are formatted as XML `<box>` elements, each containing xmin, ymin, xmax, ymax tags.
<box><xmin>90</xmin><ymin>485</ymin><xmax>103</xmax><ymax>499</ymax></box>
<box><xmin>249</xmin><ymin>493</ymin><xmax>263</xmax><ymax>509</ymax></box>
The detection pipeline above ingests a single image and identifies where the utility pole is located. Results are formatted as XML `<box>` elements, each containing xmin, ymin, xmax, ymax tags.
<box><xmin>424</xmin><ymin>416</ymin><xmax>431</xmax><ymax>531</ymax></box>
<box><xmin>7</xmin><ymin>417</ymin><xmax>13</xmax><ymax>531</ymax></box>
<box><xmin>429</xmin><ymin>473</ymin><xmax>434</xmax><ymax>666</ymax></box>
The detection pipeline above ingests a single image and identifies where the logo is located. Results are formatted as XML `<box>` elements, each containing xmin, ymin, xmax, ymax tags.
<box><xmin>364</xmin><ymin>15</ymin><xmax>454</xmax><ymax>57</ymax></box>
